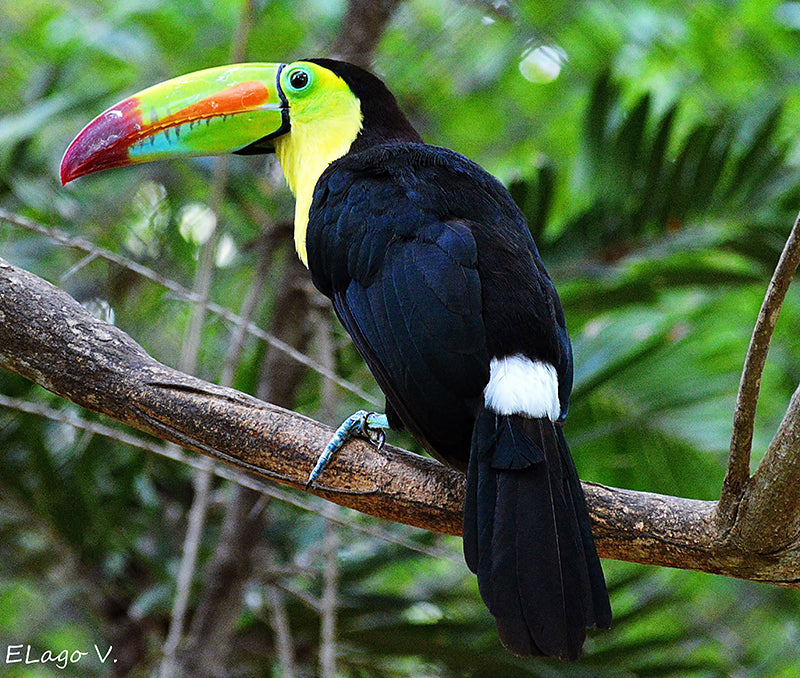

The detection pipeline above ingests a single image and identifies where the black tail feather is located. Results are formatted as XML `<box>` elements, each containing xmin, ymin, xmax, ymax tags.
<box><xmin>556</xmin><ymin>423</ymin><xmax>613</xmax><ymax>631</ymax></box>
<box><xmin>462</xmin><ymin>408</ymin><xmax>611</xmax><ymax>660</ymax></box>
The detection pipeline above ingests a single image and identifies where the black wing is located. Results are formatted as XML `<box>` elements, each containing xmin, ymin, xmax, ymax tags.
<box><xmin>335</xmin><ymin>219</ymin><xmax>489</xmax><ymax>467</ymax></box>
<box><xmin>306</xmin><ymin>143</ymin><xmax>572</xmax><ymax>466</ymax></box>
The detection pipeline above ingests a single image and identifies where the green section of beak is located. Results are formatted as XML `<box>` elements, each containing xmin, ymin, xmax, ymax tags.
<box><xmin>61</xmin><ymin>63</ymin><xmax>287</xmax><ymax>184</ymax></box>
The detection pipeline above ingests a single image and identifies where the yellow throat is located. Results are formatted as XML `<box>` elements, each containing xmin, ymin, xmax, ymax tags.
<box><xmin>274</xmin><ymin>66</ymin><xmax>363</xmax><ymax>266</ymax></box>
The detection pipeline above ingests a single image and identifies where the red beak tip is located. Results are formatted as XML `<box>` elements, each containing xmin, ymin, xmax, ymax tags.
<box><xmin>59</xmin><ymin>155</ymin><xmax>80</xmax><ymax>185</ymax></box>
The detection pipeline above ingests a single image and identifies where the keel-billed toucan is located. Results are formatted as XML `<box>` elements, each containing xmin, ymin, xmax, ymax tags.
<box><xmin>61</xmin><ymin>58</ymin><xmax>611</xmax><ymax>659</ymax></box>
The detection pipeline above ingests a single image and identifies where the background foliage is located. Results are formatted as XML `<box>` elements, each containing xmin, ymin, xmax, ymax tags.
<box><xmin>2</xmin><ymin>0</ymin><xmax>800</xmax><ymax>676</ymax></box>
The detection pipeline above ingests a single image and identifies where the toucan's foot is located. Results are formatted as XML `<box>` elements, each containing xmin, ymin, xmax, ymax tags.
<box><xmin>306</xmin><ymin>410</ymin><xmax>390</xmax><ymax>489</ymax></box>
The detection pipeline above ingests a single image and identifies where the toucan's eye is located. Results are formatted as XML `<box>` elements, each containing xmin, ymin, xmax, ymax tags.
<box><xmin>288</xmin><ymin>69</ymin><xmax>310</xmax><ymax>90</ymax></box>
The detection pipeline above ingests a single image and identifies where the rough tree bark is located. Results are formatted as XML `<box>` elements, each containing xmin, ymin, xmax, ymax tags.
<box><xmin>2</xmin><ymin>249</ymin><xmax>800</xmax><ymax>584</ymax></box>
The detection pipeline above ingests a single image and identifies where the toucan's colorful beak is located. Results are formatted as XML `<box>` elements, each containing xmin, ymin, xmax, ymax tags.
<box><xmin>60</xmin><ymin>63</ymin><xmax>288</xmax><ymax>184</ymax></box>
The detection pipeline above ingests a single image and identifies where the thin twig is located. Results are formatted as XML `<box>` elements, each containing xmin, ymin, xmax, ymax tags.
<box><xmin>159</xmin><ymin>462</ymin><xmax>213</xmax><ymax>678</ymax></box>
<box><xmin>319</xmin><ymin>518</ymin><xmax>339</xmax><ymax>678</ymax></box>
<box><xmin>265</xmin><ymin>585</ymin><xmax>296</xmax><ymax>678</ymax></box>
<box><xmin>59</xmin><ymin>250</ymin><xmax>100</xmax><ymax>283</ymax></box>
<box><xmin>220</xmin><ymin>234</ymin><xmax>273</xmax><ymax>386</ymax></box>
<box><xmin>721</xmin><ymin>211</ymin><xmax>800</xmax><ymax>519</ymax></box>
<box><xmin>314</xmin><ymin>312</ymin><xmax>340</xmax><ymax>678</ymax></box>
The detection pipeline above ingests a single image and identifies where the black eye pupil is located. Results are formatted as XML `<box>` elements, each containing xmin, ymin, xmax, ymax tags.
<box><xmin>290</xmin><ymin>70</ymin><xmax>309</xmax><ymax>89</ymax></box>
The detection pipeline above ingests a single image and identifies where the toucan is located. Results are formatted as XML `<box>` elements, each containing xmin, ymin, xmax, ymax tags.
<box><xmin>61</xmin><ymin>58</ymin><xmax>611</xmax><ymax>659</ymax></box>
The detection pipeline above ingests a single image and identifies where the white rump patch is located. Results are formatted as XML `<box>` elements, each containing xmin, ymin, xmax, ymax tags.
<box><xmin>483</xmin><ymin>354</ymin><xmax>560</xmax><ymax>420</ymax></box>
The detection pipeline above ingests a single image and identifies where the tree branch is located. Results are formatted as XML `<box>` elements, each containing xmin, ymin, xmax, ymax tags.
<box><xmin>3</xmin><ymin>256</ymin><xmax>800</xmax><ymax>584</ymax></box>
<box><xmin>329</xmin><ymin>0</ymin><xmax>403</xmax><ymax>67</ymax></box>
<box><xmin>0</xmin><ymin>257</ymin><xmax>462</xmax><ymax>533</ymax></box>
<box><xmin>724</xmin><ymin>383</ymin><xmax>800</xmax><ymax>554</ymax></box>
<box><xmin>721</xmin><ymin>211</ymin><xmax>800</xmax><ymax>525</ymax></box>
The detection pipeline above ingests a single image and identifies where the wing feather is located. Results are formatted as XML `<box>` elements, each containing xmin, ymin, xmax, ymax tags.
<box><xmin>332</xmin><ymin>220</ymin><xmax>488</xmax><ymax>467</ymax></box>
